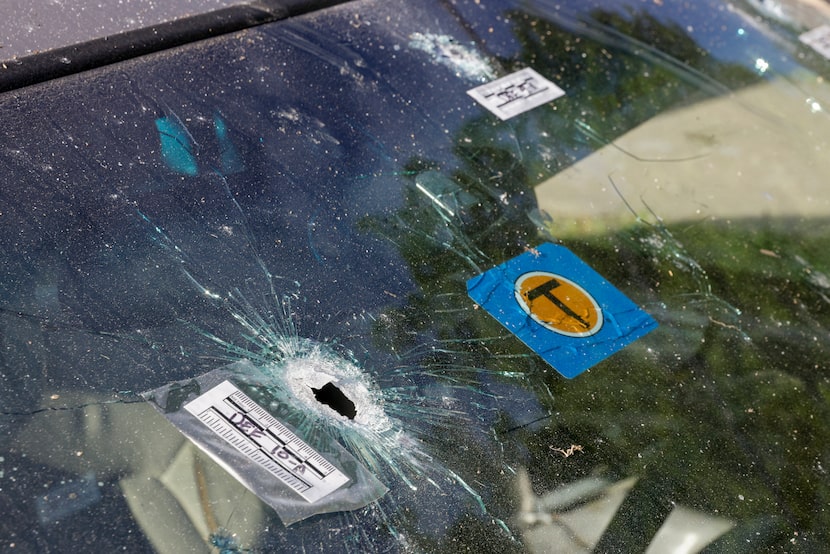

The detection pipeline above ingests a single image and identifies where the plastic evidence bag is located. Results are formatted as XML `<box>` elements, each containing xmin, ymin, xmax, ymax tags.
<box><xmin>143</xmin><ymin>360</ymin><xmax>388</xmax><ymax>525</ymax></box>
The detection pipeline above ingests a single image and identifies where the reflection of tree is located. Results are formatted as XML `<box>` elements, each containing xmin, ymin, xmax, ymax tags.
<box><xmin>556</xmin><ymin>220</ymin><xmax>830</xmax><ymax>549</ymax></box>
<box><xmin>364</xmin><ymin>6</ymin><xmax>826</xmax><ymax>551</ymax></box>
<box><xmin>508</xmin><ymin>7</ymin><xmax>757</xmax><ymax>159</ymax></box>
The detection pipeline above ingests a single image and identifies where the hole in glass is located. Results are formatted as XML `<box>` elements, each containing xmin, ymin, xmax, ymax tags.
<box><xmin>311</xmin><ymin>382</ymin><xmax>357</xmax><ymax>420</ymax></box>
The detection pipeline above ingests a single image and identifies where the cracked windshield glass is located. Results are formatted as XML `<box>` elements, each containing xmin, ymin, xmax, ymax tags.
<box><xmin>2</xmin><ymin>0</ymin><xmax>830</xmax><ymax>551</ymax></box>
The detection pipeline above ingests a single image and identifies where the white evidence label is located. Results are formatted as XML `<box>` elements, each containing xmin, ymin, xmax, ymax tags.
<box><xmin>467</xmin><ymin>67</ymin><xmax>565</xmax><ymax>120</ymax></box>
<box><xmin>184</xmin><ymin>380</ymin><xmax>349</xmax><ymax>503</ymax></box>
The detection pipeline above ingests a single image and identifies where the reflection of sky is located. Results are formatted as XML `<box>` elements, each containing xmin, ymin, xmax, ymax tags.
<box><xmin>633</xmin><ymin>0</ymin><xmax>804</xmax><ymax>76</ymax></box>
<box><xmin>513</xmin><ymin>0</ymin><xmax>806</xmax><ymax>81</ymax></box>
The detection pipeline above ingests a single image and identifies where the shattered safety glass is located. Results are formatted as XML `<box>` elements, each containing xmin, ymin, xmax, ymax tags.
<box><xmin>2</xmin><ymin>0</ymin><xmax>830</xmax><ymax>551</ymax></box>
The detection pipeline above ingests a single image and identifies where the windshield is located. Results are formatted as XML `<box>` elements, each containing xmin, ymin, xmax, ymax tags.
<box><xmin>2</xmin><ymin>0</ymin><xmax>830</xmax><ymax>552</ymax></box>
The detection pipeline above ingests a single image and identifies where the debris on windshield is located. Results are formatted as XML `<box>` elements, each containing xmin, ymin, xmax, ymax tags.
<box><xmin>408</xmin><ymin>32</ymin><xmax>496</xmax><ymax>82</ymax></box>
<box><xmin>549</xmin><ymin>444</ymin><xmax>583</xmax><ymax>458</ymax></box>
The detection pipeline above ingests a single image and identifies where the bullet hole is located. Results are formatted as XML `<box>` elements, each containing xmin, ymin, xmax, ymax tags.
<box><xmin>311</xmin><ymin>382</ymin><xmax>357</xmax><ymax>420</ymax></box>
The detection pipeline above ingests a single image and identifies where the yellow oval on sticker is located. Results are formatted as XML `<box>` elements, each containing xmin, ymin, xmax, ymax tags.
<box><xmin>514</xmin><ymin>271</ymin><xmax>603</xmax><ymax>337</ymax></box>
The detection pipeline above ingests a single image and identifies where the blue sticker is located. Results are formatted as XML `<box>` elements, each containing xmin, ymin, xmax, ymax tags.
<box><xmin>467</xmin><ymin>243</ymin><xmax>657</xmax><ymax>378</ymax></box>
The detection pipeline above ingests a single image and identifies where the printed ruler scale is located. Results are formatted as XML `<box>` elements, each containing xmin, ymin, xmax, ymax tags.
<box><xmin>184</xmin><ymin>380</ymin><xmax>349</xmax><ymax>503</ymax></box>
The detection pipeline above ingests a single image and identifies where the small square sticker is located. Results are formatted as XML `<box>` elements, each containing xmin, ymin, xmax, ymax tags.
<box><xmin>467</xmin><ymin>68</ymin><xmax>565</xmax><ymax>120</ymax></box>
<box><xmin>467</xmin><ymin>243</ymin><xmax>657</xmax><ymax>378</ymax></box>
